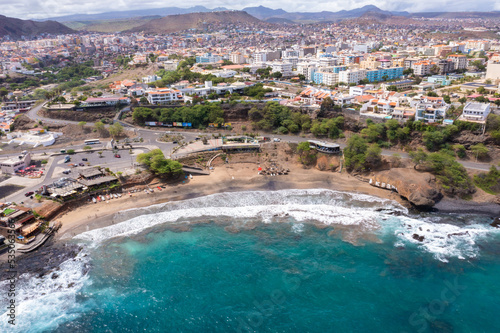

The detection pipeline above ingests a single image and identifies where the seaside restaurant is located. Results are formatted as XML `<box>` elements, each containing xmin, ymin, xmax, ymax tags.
<box><xmin>307</xmin><ymin>140</ymin><xmax>341</xmax><ymax>154</ymax></box>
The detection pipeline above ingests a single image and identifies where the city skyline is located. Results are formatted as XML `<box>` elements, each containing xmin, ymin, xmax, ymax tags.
<box><xmin>1</xmin><ymin>0</ymin><xmax>499</xmax><ymax>20</ymax></box>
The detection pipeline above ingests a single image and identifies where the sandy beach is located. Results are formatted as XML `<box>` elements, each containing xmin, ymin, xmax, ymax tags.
<box><xmin>55</xmin><ymin>163</ymin><xmax>407</xmax><ymax>240</ymax></box>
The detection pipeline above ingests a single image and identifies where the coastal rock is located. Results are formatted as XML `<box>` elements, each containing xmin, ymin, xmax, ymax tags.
<box><xmin>412</xmin><ymin>234</ymin><xmax>425</xmax><ymax>242</ymax></box>
<box><xmin>491</xmin><ymin>218</ymin><xmax>500</xmax><ymax>228</ymax></box>
<box><xmin>371</xmin><ymin>168</ymin><xmax>442</xmax><ymax>207</ymax></box>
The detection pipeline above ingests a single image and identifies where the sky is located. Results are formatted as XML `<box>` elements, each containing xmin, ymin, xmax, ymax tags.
<box><xmin>1</xmin><ymin>0</ymin><xmax>499</xmax><ymax>20</ymax></box>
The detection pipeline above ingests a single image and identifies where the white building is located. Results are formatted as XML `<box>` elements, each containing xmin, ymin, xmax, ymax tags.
<box><xmin>162</xmin><ymin>61</ymin><xmax>179</xmax><ymax>71</ymax></box>
<box><xmin>448</xmin><ymin>55</ymin><xmax>468</xmax><ymax>70</ymax></box>
<box><xmin>338</xmin><ymin>69</ymin><xmax>367</xmax><ymax>85</ymax></box>
<box><xmin>270</xmin><ymin>62</ymin><xmax>293</xmax><ymax>77</ymax></box>
<box><xmin>349</xmin><ymin>85</ymin><xmax>375</xmax><ymax>96</ymax></box>
<box><xmin>230</xmin><ymin>52</ymin><xmax>245</xmax><ymax>64</ymax></box>
<box><xmin>460</xmin><ymin>102</ymin><xmax>491</xmax><ymax>122</ymax></box>
<box><xmin>0</xmin><ymin>152</ymin><xmax>31</xmax><ymax>174</ymax></box>
<box><xmin>142</xmin><ymin>75</ymin><xmax>160</xmax><ymax>84</ymax></box>
<box><xmin>147</xmin><ymin>88</ymin><xmax>184</xmax><ymax>105</ymax></box>
<box><xmin>485</xmin><ymin>61</ymin><xmax>500</xmax><ymax>81</ymax></box>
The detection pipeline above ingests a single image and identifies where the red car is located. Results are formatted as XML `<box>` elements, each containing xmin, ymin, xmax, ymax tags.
<box><xmin>114</xmin><ymin>154</ymin><xmax>121</xmax><ymax>158</ymax></box>
<box><xmin>25</xmin><ymin>191</ymin><xmax>34</xmax><ymax>197</ymax></box>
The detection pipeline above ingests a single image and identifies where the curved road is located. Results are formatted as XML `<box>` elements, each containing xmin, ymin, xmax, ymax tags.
<box><xmin>20</xmin><ymin>101</ymin><xmax>497</xmax><ymax>172</ymax></box>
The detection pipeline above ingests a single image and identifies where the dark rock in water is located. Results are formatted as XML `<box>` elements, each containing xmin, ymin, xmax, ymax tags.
<box><xmin>430</xmin><ymin>319</ymin><xmax>454</xmax><ymax>333</ymax></box>
<box><xmin>412</xmin><ymin>234</ymin><xmax>425</xmax><ymax>242</ymax></box>
<box><xmin>491</xmin><ymin>217</ymin><xmax>500</xmax><ymax>228</ymax></box>
<box><xmin>51</xmin><ymin>273</ymin><xmax>59</xmax><ymax>279</ymax></box>
<box><xmin>0</xmin><ymin>239</ymin><xmax>83</xmax><ymax>282</ymax></box>
<box><xmin>447</xmin><ymin>231</ymin><xmax>470</xmax><ymax>238</ymax></box>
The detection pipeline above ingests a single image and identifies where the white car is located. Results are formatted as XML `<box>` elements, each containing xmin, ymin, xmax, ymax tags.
<box><xmin>273</xmin><ymin>138</ymin><xmax>281</xmax><ymax>142</ymax></box>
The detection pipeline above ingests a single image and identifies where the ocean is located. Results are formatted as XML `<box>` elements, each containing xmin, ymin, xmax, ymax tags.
<box><xmin>1</xmin><ymin>189</ymin><xmax>500</xmax><ymax>333</ymax></box>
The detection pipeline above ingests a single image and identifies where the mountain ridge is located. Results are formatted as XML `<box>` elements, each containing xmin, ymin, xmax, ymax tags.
<box><xmin>0</xmin><ymin>15</ymin><xmax>74</xmax><ymax>39</ymax></box>
<box><xmin>126</xmin><ymin>11</ymin><xmax>264</xmax><ymax>34</ymax></box>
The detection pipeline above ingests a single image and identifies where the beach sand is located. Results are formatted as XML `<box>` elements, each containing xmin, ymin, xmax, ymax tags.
<box><xmin>56</xmin><ymin>163</ymin><xmax>406</xmax><ymax>240</ymax></box>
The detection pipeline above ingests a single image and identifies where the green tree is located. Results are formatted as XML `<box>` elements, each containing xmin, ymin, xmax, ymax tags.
<box><xmin>94</xmin><ymin>121</ymin><xmax>105</xmax><ymax>134</ymax></box>
<box><xmin>470</xmin><ymin>143</ymin><xmax>489</xmax><ymax>160</ymax></box>
<box><xmin>136</xmin><ymin>149</ymin><xmax>183</xmax><ymax>177</ymax></box>
<box><xmin>422</xmin><ymin>131</ymin><xmax>445</xmax><ymax>151</ymax></box>
<box><xmin>344</xmin><ymin>135</ymin><xmax>368</xmax><ymax>171</ymax></box>
<box><xmin>365</xmin><ymin>144</ymin><xmax>382</xmax><ymax>169</ymax></box>
<box><xmin>473</xmin><ymin>166</ymin><xmax>500</xmax><ymax>194</ymax></box>
<box><xmin>297</xmin><ymin>141</ymin><xmax>316</xmax><ymax>165</ymax></box>
<box><xmin>108</xmin><ymin>122</ymin><xmax>124</xmax><ymax>138</ymax></box>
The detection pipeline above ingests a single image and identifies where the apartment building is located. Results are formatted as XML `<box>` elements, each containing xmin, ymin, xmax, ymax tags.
<box><xmin>196</xmin><ymin>53</ymin><xmax>222</xmax><ymax>63</ymax></box>
<box><xmin>230</xmin><ymin>52</ymin><xmax>245</xmax><ymax>64</ymax></box>
<box><xmin>447</xmin><ymin>54</ymin><xmax>468</xmax><ymax>70</ymax></box>
<box><xmin>413</xmin><ymin>61</ymin><xmax>435</xmax><ymax>76</ymax></box>
<box><xmin>147</xmin><ymin>88</ymin><xmax>184</xmax><ymax>105</ymax></box>
<box><xmin>338</xmin><ymin>69</ymin><xmax>366</xmax><ymax>84</ymax></box>
<box><xmin>436</xmin><ymin>59</ymin><xmax>455</xmax><ymax>75</ymax></box>
<box><xmin>365</xmin><ymin>67</ymin><xmax>404</xmax><ymax>83</ymax></box>
<box><xmin>313</xmin><ymin>71</ymin><xmax>339</xmax><ymax>86</ymax></box>
<box><xmin>270</xmin><ymin>62</ymin><xmax>293</xmax><ymax>77</ymax></box>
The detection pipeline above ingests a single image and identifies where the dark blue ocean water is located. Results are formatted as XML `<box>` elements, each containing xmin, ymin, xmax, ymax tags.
<box><xmin>2</xmin><ymin>190</ymin><xmax>500</xmax><ymax>333</ymax></box>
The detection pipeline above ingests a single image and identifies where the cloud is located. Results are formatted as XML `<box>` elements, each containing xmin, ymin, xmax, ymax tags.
<box><xmin>0</xmin><ymin>0</ymin><xmax>498</xmax><ymax>20</ymax></box>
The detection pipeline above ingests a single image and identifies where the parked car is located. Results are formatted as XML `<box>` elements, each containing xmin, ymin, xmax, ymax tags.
<box><xmin>82</xmin><ymin>158</ymin><xmax>88</xmax><ymax>161</ymax></box>
<box><xmin>79</xmin><ymin>163</ymin><xmax>85</xmax><ymax>166</ymax></box>
<box><xmin>114</xmin><ymin>154</ymin><xmax>121</xmax><ymax>158</ymax></box>
<box><xmin>273</xmin><ymin>138</ymin><xmax>281</xmax><ymax>142</ymax></box>
<box><xmin>25</xmin><ymin>191</ymin><xmax>34</xmax><ymax>197</ymax></box>
<box><xmin>62</xmin><ymin>169</ymin><xmax>71</xmax><ymax>174</ymax></box>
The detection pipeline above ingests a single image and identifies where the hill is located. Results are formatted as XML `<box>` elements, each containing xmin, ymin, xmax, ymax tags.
<box><xmin>127</xmin><ymin>11</ymin><xmax>263</xmax><ymax>34</ymax></box>
<box><xmin>243</xmin><ymin>5</ymin><xmax>409</xmax><ymax>23</ymax></box>
<box><xmin>242</xmin><ymin>6</ymin><xmax>288</xmax><ymax>19</ymax></box>
<box><xmin>340</xmin><ymin>11</ymin><xmax>422</xmax><ymax>26</ymax></box>
<box><xmin>0</xmin><ymin>15</ymin><xmax>74</xmax><ymax>39</ymax></box>
<box><xmin>265</xmin><ymin>17</ymin><xmax>296</xmax><ymax>25</ymax></box>
<box><xmin>408</xmin><ymin>11</ymin><xmax>500</xmax><ymax>19</ymax></box>
<box><xmin>63</xmin><ymin>16</ymin><xmax>161</xmax><ymax>33</ymax></box>
<box><xmin>41</xmin><ymin>6</ymin><xmax>228</xmax><ymax>22</ymax></box>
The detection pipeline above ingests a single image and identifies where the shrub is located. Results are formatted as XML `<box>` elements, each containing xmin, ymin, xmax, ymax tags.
<box><xmin>473</xmin><ymin>166</ymin><xmax>500</xmax><ymax>194</ymax></box>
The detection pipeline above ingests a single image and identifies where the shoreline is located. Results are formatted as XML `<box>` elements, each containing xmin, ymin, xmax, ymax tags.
<box><xmin>54</xmin><ymin>164</ymin><xmax>499</xmax><ymax>241</ymax></box>
<box><xmin>55</xmin><ymin>167</ymin><xmax>406</xmax><ymax>240</ymax></box>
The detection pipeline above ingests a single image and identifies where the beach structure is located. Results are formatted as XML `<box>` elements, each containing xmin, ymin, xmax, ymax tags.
<box><xmin>77</xmin><ymin>167</ymin><xmax>118</xmax><ymax>188</ymax></box>
<box><xmin>0</xmin><ymin>204</ymin><xmax>37</xmax><ymax>240</ymax></box>
<box><xmin>307</xmin><ymin>140</ymin><xmax>341</xmax><ymax>154</ymax></box>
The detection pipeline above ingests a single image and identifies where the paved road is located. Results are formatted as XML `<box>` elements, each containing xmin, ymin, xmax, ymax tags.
<box><xmin>18</xmin><ymin>100</ymin><xmax>500</xmax><ymax>174</ymax></box>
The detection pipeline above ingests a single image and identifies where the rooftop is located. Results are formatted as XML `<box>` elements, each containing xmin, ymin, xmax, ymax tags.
<box><xmin>464</xmin><ymin>102</ymin><xmax>490</xmax><ymax>112</ymax></box>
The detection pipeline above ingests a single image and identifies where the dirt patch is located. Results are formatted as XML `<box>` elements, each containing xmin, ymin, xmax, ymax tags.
<box><xmin>40</xmin><ymin>108</ymin><xmax>118</xmax><ymax>123</ymax></box>
<box><xmin>0</xmin><ymin>184</ymin><xmax>24</xmax><ymax>199</ymax></box>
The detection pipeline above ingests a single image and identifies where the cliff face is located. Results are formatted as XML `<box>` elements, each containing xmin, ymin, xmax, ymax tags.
<box><xmin>371</xmin><ymin>168</ymin><xmax>442</xmax><ymax>207</ymax></box>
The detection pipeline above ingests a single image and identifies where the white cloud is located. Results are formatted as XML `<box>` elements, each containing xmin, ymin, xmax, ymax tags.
<box><xmin>0</xmin><ymin>0</ymin><xmax>498</xmax><ymax>20</ymax></box>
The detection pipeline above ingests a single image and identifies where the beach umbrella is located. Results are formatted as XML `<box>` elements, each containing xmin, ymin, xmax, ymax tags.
<box><xmin>258</xmin><ymin>167</ymin><xmax>262</xmax><ymax>171</ymax></box>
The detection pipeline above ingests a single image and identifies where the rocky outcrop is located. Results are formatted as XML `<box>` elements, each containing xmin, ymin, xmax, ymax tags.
<box><xmin>371</xmin><ymin>168</ymin><xmax>442</xmax><ymax>207</ymax></box>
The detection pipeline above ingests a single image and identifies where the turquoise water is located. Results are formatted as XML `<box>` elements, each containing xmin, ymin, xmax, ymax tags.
<box><xmin>2</xmin><ymin>189</ymin><xmax>500</xmax><ymax>332</ymax></box>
